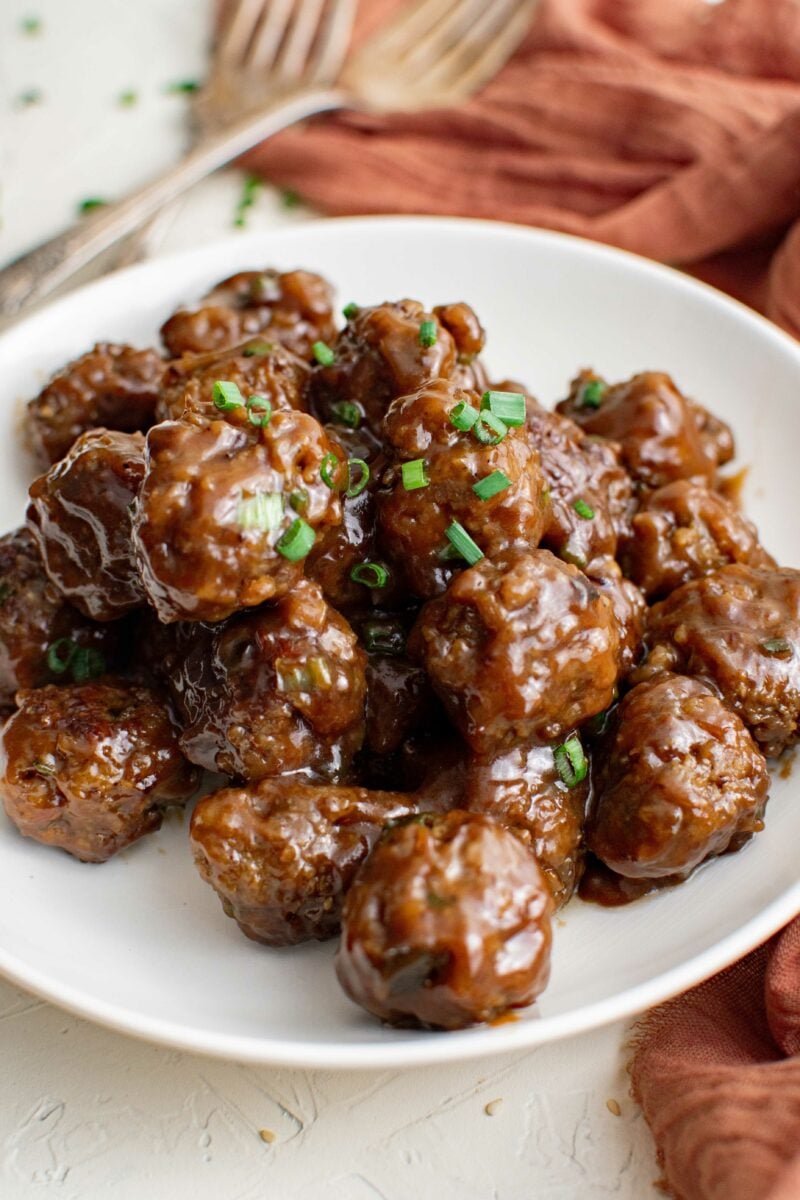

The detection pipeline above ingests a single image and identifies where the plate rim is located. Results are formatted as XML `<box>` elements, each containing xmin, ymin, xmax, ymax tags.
<box><xmin>2</xmin><ymin>213</ymin><xmax>800</xmax><ymax>1069</ymax></box>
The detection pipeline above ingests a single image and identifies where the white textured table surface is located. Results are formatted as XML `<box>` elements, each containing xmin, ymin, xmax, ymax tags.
<box><xmin>0</xmin><ymin>2</ymin><xmax>660</xmax><ymax>1195</ymax></box>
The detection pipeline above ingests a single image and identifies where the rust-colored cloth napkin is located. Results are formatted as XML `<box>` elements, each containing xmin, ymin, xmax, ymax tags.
<box><xmin>241</xmin><ymin>2</ymin><xmax>800</xmax><ymax>1194</ymax></box>
<box><xmin>244</xmin><ymin>0</ymin><xmax>800</xmax><ymax>338</ymax></box>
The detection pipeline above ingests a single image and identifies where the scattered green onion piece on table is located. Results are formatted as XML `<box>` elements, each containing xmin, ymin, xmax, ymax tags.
<box><xmin>78</xmin><ymin>197</ymin><xmax>106</xmax><ymax>214</ymax></box>
<box><xmin>473</xmin><ymin>411</ymin><xmax>508</xmax><ymax>445</ymax></box>
<box><xmin>312</xmin><ymin>341</ymin><xmax>335</xmax><ymax>367</ymax></box>
<box><xmin>46</xmin><ymin>638</ymin><xmax>77</xmax><ymax>675</ymax></box>
<box><xmin>71</xmin><ymin>646</ymin><xmax>106</xmax><ymax>684</ymax></box>
<box><xmin>234</xmin><ymin>174</ymin><xmax>262</xmax><ymax>229</ymax></box>
<box><xmin>449</xmin><ymin>401</ymin><xmax>480</xmax><ymax>432</ymax></box>
<box><xmin>276</xmin><ymin>518</ymin><xmax>316</xmax><ymax>561</ymax></box>
<box><xmin>553</xmin><ymin>734</ymin><xmax>587</xmax><ymax>787</ymax></box>
<box><xmin>345</xmin><ymin>459</ymin><xmax>370</xmax><ymax>498</ymax></box>
<box><xmin>212</xmin><ymin>380</ymin><xmax>244</xmax><ymax>411</ymax></box>
<box><xmin>280</xmin><ymin>188</ymin><xmax>301</xmax><ymax>209</ymax></box>
<box><xmin>401</xmin><ymin>459</ymin><xmax>429</xmax><ymax>491</ymax></box>
<box><xmin>578</xmin><ymin>379</ymin><xmax>606</xmax><ymax>409</ymax></box>
<box><xmin>242</xmin><ymin>340</ymin><xmax>274</xmax><ymax>357</ymax></box>
<box><xmin>330</xmin><ymin>401</ymin><xmax>361</xmax><ymax>429</ymax></box>
<box><xmin>237</xmin><ymin>491</ymin><xmax>283</xmax><ymax>531</ymax></box>
<box><xmin>473</xmin><ymin>470</ymin><xmax>511</xmax><ymax>501</ymax></box>
<box><xmin>246</xmin><ymin>394</ymin><xmax>272</xmax><ymax>427</ymax></box>
<box><xmin>20</xmin><ymin>16</ymin><xmax>41</xmax><ymax>35</ymax></box>
<box><xmin>444</xmin><ymin>522</ymin><xmax>484</xmax><ymax>566</ymax></box>
<box><xmin>342</xmin><ymin>302</ymin><xmax>359</xmax><ymax>320</ymax></box>
<box><xmin>761</xmin><ymin>637</ymin><xmax>793</xmax><ymax>657</ymax></box>
<box><xmin>573</xmin><ymin>498</ymin><xmax>595</xmax><ymax>520</ymax></box>
<box><xmin>419</xmin><ymin>319</ymin><xmax>437</xmax><ymax>348</ymax></box>
<box><xmin>118</xmin><ymin>89</ymin><xmax>138</xmax><ymax>107</ymax></box>
<box><xmin>166</xmin><ymin>79</ymin><xmax>200</xmax><ymax>94</ymax></box>
<box><xmin>350</xmin><ymin>561</ymin><xmax>389</xmax><ymax>589</ymax></box>
<box><xmin>362</xmin><ymin>619</ymin><xmax>406</xmax><ymax>655</ymax></box>
<box><xmin>480</xmin><ymin>390</ymin><xmax>525</xmax><ymax>427</ymax></box>
<box><xmin>18</xmin><ymin>88</ymin><xmax>43</xmax><ymax>107</ymax></box>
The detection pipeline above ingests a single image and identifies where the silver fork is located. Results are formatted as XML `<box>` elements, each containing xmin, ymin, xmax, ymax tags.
<box><xmin>0</xmin><ymin>0</ymin><xmax>537</xmax><ymax>322</ymax></box>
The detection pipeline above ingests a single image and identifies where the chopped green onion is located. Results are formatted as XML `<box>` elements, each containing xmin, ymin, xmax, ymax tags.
<box><xmin>32</xmin><ymin>758</ymin><xmax>56</xmax><ymax>778</ymax></box>
<box><xmin>473</xmin><ymin>470</ymin><xmax>511</xmax><ymax>501</ymax></box>
<box><xmin>78</xmin><ymin>197</ymin><xmax>106</xmax><ymax>215</ymax></box>
<box><xmin>419</xmin><ymin>319</ymin><xmax>437</xmax><ymax>348</ymax></box>
<box><xmin>761</xmin><ymin>637</ymin><xmax>792</xmax><ymax>657</ymax></box>
<box><xmin>427</xmin><ymin>891</ymin><xmax>454</xmax><ymax>910</ymax></box>
<box><xmin>166</xmin><ymin>79</ymin><xmax>200</xmax><ymax>94</ymax></box>
<box><xmin>553</xmin><ymin>734</ymin><xmax>588</xmax><ymax>787</ymax></box>
<box><xmin>345</xmin><ymin>459</ymin><xmax>370</xmax><ymax>499</ymax></box>
<box><xmin>237</xmin><ymin>491</ymin><xmax>283</xmax><ymax>531</ymax></box>
<box><xmin>234</xmin><ymin>173</ymin><xmax>262</xmax><ymax>229</ymax></box>
<box><xmin>46</xmin><ymin>638</ymin><xmax>77</xmax><ymax>675</ymax></box>
<box><xmin>289</xmin><ymin>489</ymin><xmax>308</xmax><ymax>512</ymax></box>
<box><xmin>362</xmin><ymin>619</ymin><xmax>406</xmax><ymax>655</ymax></box>
<box><xmin>473</xmin><ymin>411</ymin><xmax>508</xmax><ymax>445</ymax></box>
<box><xmin>559</xmin><ymin>544</ymin><xmax>587</xmax><ymax>570</ymax></box>
<box><xmin>20</xmin><ymin>16</ymin><xmax>41</xmax><ymax>35</ymax></box>
<box><xmin>280</xmin><ymin>188</ymin><xmax>301</xmax><ymax>209</ymax></box>
<box><xmin>449</xmin><ymin>401</ymin><xmax>480</xmax><ymax>432</ymax></box>
<box><xmin>275</xmin><ymin>655</ymin><xmax>332</xmax><ymax>692</ymax></box>
<box><xmin>71</xmin><ymin>646</ymin><xmax>106</xmax><ymax>684</ymax></box>
<box><xmin>480</xmin><ymin>390</ymin><xmax>525</xmax><ymax>427</ymax></box>
<box><xmin>321</xmin><ymin>454</ymin><xmax>343</xmax><ymax>490</ymax></box>
<box><xmin>330</xmin><ymin>400</ymin><xmax>361</xmax><ymax>429</ymax></box>
<box><xmin>276</xmin><ymin>518</ymin><xmax>315</xmax><ymax>561</ymax></box>
<box><xmin>242</xmin><ymin>340</ymin><xmax>274</xmax><ymax>356</ymax></box>
<box><xmin>212</xmin><ymin>380</ymin><xmax>244</xmax><ymax>411</ymax></box>
<box><xmin>342</xmin><ymin>302</ymin><xmax>359</xmax><ymax>320</ymax></box>
<box><xmin>444</xmin><ymin>522</ymin><xmax>483</xmax><ymax>566</ymax></box>
<box><xmin>249</xmin><ymin>274</ymin><xmax>279</xmax><ymax>303</ymax></box>
<box><xmin>573</xmin><ymin>498</ymin><xmax>595</xmax><ymax>521</ymax></box>
<box><xmin>246</xmin><ymin>394</ymin><xmax>272</xmax><ymax>427</ymax></box>
<box><xmin>312</xmin><ymin>341</ymin><xmax>335</xmax><ymax>367</ymax></box>
<box><xmin>401</xmin><ymin>459</ymin><xmax>429</xmax><ymax>491</ymax></box>
<box><xmin>118</xmin><ymin>89</ymin><xmax>138</xmax><ymax>107</ymax></box>
<box><xmin>350</xmin><ymin>561</ymin><xmax>389</xmax><ymax>589</ymax></box>
<box><xmin>578</xmin><ymin>379</ymin><xmax>606</xmax><ymax>409</ymax></box>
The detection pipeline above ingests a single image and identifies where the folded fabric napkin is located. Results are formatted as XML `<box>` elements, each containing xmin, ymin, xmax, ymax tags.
<box><xmin>245</xmin><ymin>0</ymin><xmax>800</xmax><ymax>338</ymax></box>
<box><xmin>240</xmin><ymin>2</ymin><xmax>800</xmax><ymax>1194</ymax></box>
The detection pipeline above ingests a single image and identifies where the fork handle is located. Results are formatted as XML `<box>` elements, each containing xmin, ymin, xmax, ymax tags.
<box><xmin>0</xmin><ymin>87</ymin><xmax>347</xmax><ymax>323</ymax></box>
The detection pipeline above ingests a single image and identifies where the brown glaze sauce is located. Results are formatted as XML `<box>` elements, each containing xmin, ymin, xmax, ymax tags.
<box><xmin>577</xmin><ymin>855</ymin><xmax>683</xmax><ymax>907</ymax></box>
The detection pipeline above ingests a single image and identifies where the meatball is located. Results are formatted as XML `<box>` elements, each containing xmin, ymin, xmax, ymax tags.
<box><xmin>27</xmin><ymin>343</ymin><xmax>163</xmax><ymax>467</ymax></box>
<box><xmin>464</xmin><ymin>744</ymin><xmax>588</xmax><ymax>907</ymax></box>
<box><xmin>1</xmin><ymin>681</ymin><xmax>197</xmax><ymax>862</ymax></box>
<box><xmin>586</xmin><ymin>557</ymin><xmax>646</xmax><ymax>675</ymax></box>
<box><xmin>0</xmin><ymin>528</ymin><xmax>122</xmax><ymax>712</ymax></box>
<box><xmin>526</xmin><ymin>402</ymin><xmax>634</xmax><ymax>568</ymax></box>
<box><xmin>586</xmin><ymin>674</ymin><xmax>769</xmax><ymax>879</ymax></box>
<box><xmin>556</xmin><ymin>371</ymin><xmax>723</xmax><ymax>489</ymax></box>
<box><xmin>378</xmin><ymin>379</ymin><xmax>549</xmax><ymax>598</ymax></box>
<box><xmin>160</xmin><ymin>268</ymin><xmax>336</xmax><ymax>361</ymax></box>
<box><xmin>335</xmin><ymin>811</ymin><xmax>553</xmax><ymax>1030</ymax></box>
<box><xmin>190</xmin><ymin>777</ymin><xmax>419</xmax><ymax>945</ymax></box>
<box><xmin>620</xmin><ymin>479</ymin><xmax>775</xmax><ymax>601</ymax></box>
<box><xmin>133</xmin><ymin>410</ymin><xmax>342</xmax><ymax>622</ymax></box>
<box><xmin>310</xmin><ymin>299</ymin><xmax>484</xmax><ymax>434</ymax></box>
<box><xmin>641</xmin><ymin>564</ymin><xmax>800</xmax><ymax>756</ymax></box>
<box><xmin>26</xmin><ymin>429</ymin><xmax>146</xmax><ymax>621</ymax></box>
<box><xmin>409</xmin><ymin>549</ymin><xmax>619</xmax><ymax>753</ymax></box>
<box><xmin>156</xmin><ymin>341</ymin><xmax>310</xmax><ymax>423</ymax></box>
<box><xmin>172</xmin><ymin>580</ymin><xmax>367</xmax><ymax>781</ymax></box>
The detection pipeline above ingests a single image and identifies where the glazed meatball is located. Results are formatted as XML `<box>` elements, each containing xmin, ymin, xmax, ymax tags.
<box><xmin>172</xmin><ymin>580</ymin><xmax>367</xmax><ymax>781</ymax></box>
<box><xmin>378</xmin><ymin>380</ymin><xmax>549</xmax><ymax>598</ymax></box>
<box><xmin>310</xmin><ymin>299</ymin><xmax>484</xmax><ymax>434</ymax></box>
<box><xmin>464</xmin><ymin>744</ymin><xmax>588</xmax><ymax>907</ymax></box>
<box><xmin>689</xmin><ymin>400</ymin><xmax>735</xmax><ymax>468</ymax></box>
<box><xmin>160</xmin><ymin>268</ymin><xmax>336</xmax><ymax>361</ymax></box>
<box><xmin>27</xmin><ymin>429</ymin><xmax>146</xmax><ymax>621</ymax></box>
<box><xmin>335</xmin><ymin>811</ymin><xmax>553</xmax><ymax>1030</ymax></box>
<box><xmin>526</xmin><ymin>402</ymin><xmax>634</xmax><ymax>569</ymax></box>
<box><xmin>586</xmin><ymin>674</ymin><xmax>769</xmax><ymax>879</ymax></box>
<box><xmin>1</xmin><ymin>681</ymin><xmax>197</xmax><ymax>862</ymax></box>
<box><xmin>0</xmin><ymin>528</ymin><xmax>122</xmax><ymax>712</ymax></box>
<box><xmin>156</xmin><ymin>341</ymin><xmax>310</xmax><ymax>423</ymax></box>
<box><xmin>557</xmin><ymin>371</ymin><xmax>724</xmax><ymax>489</ymax></box>
<box><xmin>190</xmin><ymin>777</ymin><xmax>419</xmax><ymax>945</ymax></box>
<box><xmin>409</xmin><ymin>549</ymin><xmax>619</xmax><ymax>753</ymax></box>
<box><xmin>27</xmin><ymin>343</ymin><xmax>163</xmax><ymax>467</ymax></box>
<box><xmin>641</xmin><ymin>564</ymin><xmax>800</xmax><ymax>756</ymax></box>
<box><xmin>586</xmin><ymin>557</ymin><xmax>646</xmax><ymax>675</ymax></box>
<box><xmin>133</xmin><ymin>411</ymin><xmax>342</xmax><ymax>622</ymax></box>
<box><xmin>620</xmin><ymin>479</ymin><xmax>775</xmax><ymax>601</ymax></box>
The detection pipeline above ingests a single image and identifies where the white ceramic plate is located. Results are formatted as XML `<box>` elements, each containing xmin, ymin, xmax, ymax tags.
<box><xmin>0</xmin><ymin>217</ymin><xmax>799</xmax><ymax>1069</ymax></box>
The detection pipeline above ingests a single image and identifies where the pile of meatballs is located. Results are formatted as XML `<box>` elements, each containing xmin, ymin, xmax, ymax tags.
<box><xmin>0</xmin><ymin>265</ymin><xmax>794</xmax><ymax>1031</ymax></box>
